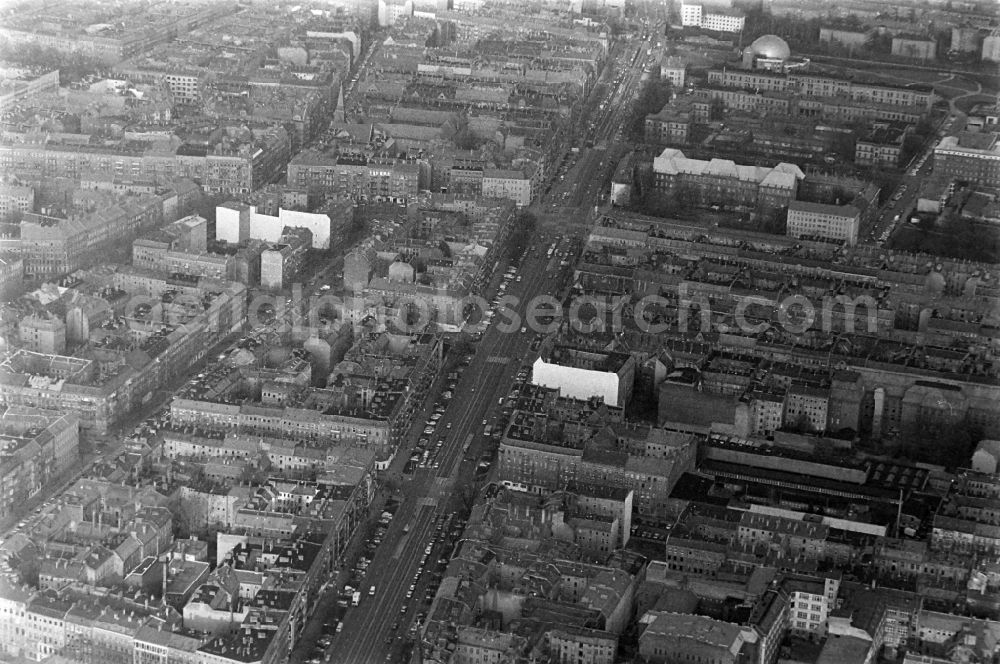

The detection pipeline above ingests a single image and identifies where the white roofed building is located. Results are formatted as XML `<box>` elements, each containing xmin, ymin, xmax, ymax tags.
<box><xmin>651</xmin><ymin>148</ymin><xmax>804</xmax><ymax>212</ymax></box>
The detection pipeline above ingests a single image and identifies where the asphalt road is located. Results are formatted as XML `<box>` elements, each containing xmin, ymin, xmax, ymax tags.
<box><xmin>324</xmin><ymin>241</ymin><xmax>560</xmax><ymax>664</ymax></box>
<box><xmin>305</xmin><ymin>24</ymin><xmax>651</xmax><ymax>664</ymax></box>
<box><xmin>539</xmin><ymin>32</ymin><xmax>648</xmax><ymax>223</ymax></box>
<box><xmin>862</xmin><ymin>113</ymin><xmax>957</xmax><ymax>247</ymax></box>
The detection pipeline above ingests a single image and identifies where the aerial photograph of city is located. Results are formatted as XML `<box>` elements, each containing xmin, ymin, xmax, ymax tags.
<box><xmin>0</xmin><ymin>0</ymin><xmax>998</xmax><ymax>662</ymax></box>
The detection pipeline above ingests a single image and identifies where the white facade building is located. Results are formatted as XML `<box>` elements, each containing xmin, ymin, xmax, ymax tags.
<box><xmin>680</xmin><ymin>3</ymin><xmax>744</xmax><ymax>33</ymax></box>
<box><xmin>610</xmin><ymin>181</ymin><xmax>631</xmax><ymax>207</ymax></box>
<box><xmin>0</xmin><ymin>579</ymin><xmax>29</xmax><ymax>659</ymax></box>
<box><xmin>482</xmin><ymin>169</ymin><xmax>533</xmax><ymax>207</ymax></box>
<box><xmin>531</xmin><ymin>349</ymin><xmax>635</xmax><ymax>408</ymax></box>
<box><xmin>786</xmin><ymin>200</ymin><xmax>860</xmax><ymax>245</ymax></box>
<box><xmin>163</xmin><ymin>73</ymin><xmax>200</xmax><ymax>105</ymax></box>
<box><xmin>983</xmin><ymin>31</ymin><xmax>1000</xmax><ymax>63</ymax></box>
<box><xmin>701</xmin><ymin>10</ymin><xmax>745</xmax><ymax>33</ymax></box>
<box><xmin>680</xmin><ymin>2</ymin><xmax>702</xmax><ymax>27</ymax></box>
<box><xmin>377</xmin><ymin>0</ymin><xmax>413</xmax><ymax>26</ymax></box>
<box><xmin>749</xmin><ymin>392</ymin><xmax>784</xmax><ymax>435</ymax></box>
<box><xmin>660</xmin><ymin>57</ymin><xmax>687</xmax><ymax>87</ymax></box>
<box><xmin>785</xmin><ymin>575</ymin><xmax>840</xmax><ymax>636</ymax></box>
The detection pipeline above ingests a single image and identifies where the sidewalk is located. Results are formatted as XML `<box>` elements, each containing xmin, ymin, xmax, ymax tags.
<box><xmin>287</xmin><ymin>350</ymin><xmax>459</xmax><ymax>663</ymax></box>
<box><xmin>287</xmin><ymin>489</ymin><xmax>392</xmax><ymax>664</ymax></box>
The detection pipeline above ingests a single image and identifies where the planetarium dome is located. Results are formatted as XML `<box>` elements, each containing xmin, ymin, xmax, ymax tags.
<box><xmin>745</xmin><ymin>34</ymin><xmax>791</xmax><ymax>61</ymax></box>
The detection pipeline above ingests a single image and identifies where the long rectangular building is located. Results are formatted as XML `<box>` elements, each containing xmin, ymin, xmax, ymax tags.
<box><xmin>707</xmin><ymin>69</ymin><xmax>934</xmax><ymax>110</ymax></box>
<box><xmin>651</xmin><ymin>148</ymin><xmax>804</xmax><ymax>211</ymax></box>
<box><xmin>0</xmin><ymin>408</ymin><xmax>79</xmax><ymax>519</ymax></box>
<box><xmin>696</xmin><ymin>87</ymin><xmax>927</xmax><ymax>124</ymax></box>
<box><xmin>499</xmin><ymin>413</ymin><xmax>697</xmax><ymax>516</ymax></box>
<box><xmin>0</xmin><ymin>3</ymin><xmax>233</xmax><ymax>64</ymax></box>
<box><xmin>933</xmin><ymin>133</ymin><xmax>1000</xmax><ymax>189</ymax></box>
<box><xmin>287</xmin><ymin>149</ymin><xmax>420</xmax><ymax>200</ymax></box>
<box><xmin>21</xmin><ymin>190</ymin><xmax>165</xmax><ymax>279</ymax></box>
<box><xmin>0</xmin><ymin>70</ymin><xmax>59</xmax><ymax>111</ymax></box>
<box><xmin>167</xmin><ymin>331</ymin><xmax>444</xmax><ymax>455</ymax></box>
<box><xmin>786</xmin><ymin>200</ymin><xmax>861</xmax><ymax>245</ymax></box>
<box><xmin>0</xmin><ymin>126</ymin><xmax>290</xmax><ymax>196</ymax></box>
<box><xmin>168</xmin><ymin>398</ymin><xmax>396</xmax><ymax>444</ymax></box>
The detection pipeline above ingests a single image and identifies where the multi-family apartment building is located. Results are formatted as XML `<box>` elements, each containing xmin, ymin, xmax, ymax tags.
<box><xmin>0</xmin><ymin>69</ymin><xmax>59</xmax><ymax>109</ymax></box>
<box><xmin>0</xmin><ymin>126</ymin><xmax>290</xmax><ymax>196</ymax></box>
<box><xmin>287</xmin><ymin>149</ymin><xmax>420</xmax><ymax>200</ymax></box>
<box><xmin>481</xmin><ymin>168</ymin><xmax>533</xmax><ymax>207</ymax></box>
<box><xmin>698</xmin><ymin>86</ymin><xmax>926</xmax><ymax>124</ymax></box>
<box><xmin>706</xmin><ymin>70</ymin><xmax>935</xmax><ymax>110</ymax></box>
<box><xmin>0</xmin><ymin>184</ymin><xmax>34</xmax><ymax>222</ymax></box>
<box><xmin>660</xmin><ymin>56</ymin><xmax>688</xmax><ymax>88</ymax></box>
<box><xmin>132</xmin><ymin>214</ymin><xmax>233</xmax><ymax>280</ymax></box>
<box><xmin>583</xmin><ymin>212</ymin><xmax>1000</xmax><ymax>439</ymax></box>
<box><xmin>639</xmin><ymin>612</ymin><xmax>747</xmax><ymax>664</ymax></box>
<box><xmin>933</xmin><ymin>133</ymin><xmax>1000</xmax><ymax>189</ymax></box>
<box><xmin>23</xmin><ymin>594</ymin><xmax>73</xmax><ymax>661</ymax></box>
<box><xmin>0</xmin><ymin>481</ymin><xmax>373</xmax><ymax>664</ymax></box>
<box><xmin>548</xmin><ymin>626</ymin><xmax>617</xmax><ymax>664</ymax></box>
<box><xmin>0</xmin><ymin>408</ymin><xmax>79</xmax><ymax>519</ymax></box>
<box><xmin>645</xmin><ymin>106</ymin><xmax>694</xmax><ymax>145</ymax></box>
<box><xmin>785</xmin><ymin>200</ymin><xmax>861</xmax><ymax>245</ymax></box>
<box><xmin>169</xmin><ymin>332</ymin><xmax>443</xmax><ymax>456</ymax></box>
<box><xmin>0</xmin><ymin>3</ymin><xmax>232</xmax><ymax>64</ymax></box>
<box><xmin>166</xmin><ymin>397</ymin><xmax>400</xmax><ymax>447</ymax></box>
<box><xmin>892</xmin><ymin>36</ymin><xmax>937</xmax><ymax>61</ymax></box>
<box><xmin>259</xmin><ymin>226</ymin><xmax>312</xmax><ymax>291</ymax></box>
<box><xmin>20</xmin><ymin>190</ymin><xmax>165</xmax><ymax>279</ymax></box>
<box><xmin>0</xmin><ymin>269</ymin><xmax>246</xmax><ymax>433</ymax></box>
<box><xmin>679</xmin><ymin>2</ymin><xmax>746</xmax><ymax>32</ymax></box>
<box><xmin>499</xmin><ymin>395</ymin><xmax>697</xmax><ymax>516</ymax></box>
<box><xmin>651</xmin><ymin>148</ymin><xmax>804</xmax><ymax>211</ymax></box>
<box><xmin>855</xmin><ymin>123</ymin><xmax>911</xmax><ymax>167</ymax></box>
<box><xmin>782</xmin><ymin>573</ymin><xmax>842</xmax><ymax>637</ymax></box>
<box><xmin>17</xmin><ymin>314</ymin><xmax>67</xmax><ymax>354</ymax></box>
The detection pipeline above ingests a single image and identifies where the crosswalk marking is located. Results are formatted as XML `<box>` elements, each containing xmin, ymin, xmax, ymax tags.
<box><xmin>486</xmin><ymin>356</ymin><xmax>510</xmax><ymax>364</ymax></box>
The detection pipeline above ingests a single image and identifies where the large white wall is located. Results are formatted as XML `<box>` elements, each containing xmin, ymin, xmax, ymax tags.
<box><xmin>215</xmin><ymin>205</ymin><xmax>247</xmax><ymax>244</ymax></box>
<box><xmin>216</xmin><ymin>205</ymin><xmax>331</xmax><ymax>249</ymax></box>
<box><xmin>248</xmin><ymin>211</ymin><xmax>285</xmax><ymax>244</ymax></box>
<box><xmin>531</xmin><ymin>357</ymin><xmax>622</xmax><ymax>407</ymax></box>
<box><xmin>280</xmin><ymin>209</ymin><xmax>330</xmax><ymax>249</ymax></box>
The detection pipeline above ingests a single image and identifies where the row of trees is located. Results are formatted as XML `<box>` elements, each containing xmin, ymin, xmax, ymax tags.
<box><xmin>627</xmin><ymin>79</ymin><xmax>673</xmax><ymax>143</ymax></box>
<box><xmin>898</xmin><ymin>117</ymin><xmax>938</xmax><ymax>167</ymax></box>
<box><xmin>0</xmin><ymin>43</ymin><xmax>105</xmax><ymax>84</ymax></box>
<box><xmin>506</xmin><ymin>210</ymin><xmax>537</xmax><ymax>260</ymax></box>
<box><xmin>887</xmin><ymin>421</ymin><xmax>983</xmax><ymax>468</ymax></box>
<box><xmin>891</xmin><ymin>213</ymin><xmax>1000</xmax><ymax>263</ymax></box>
<box><xmin>742</xmin><ymin>6</ymin><xmax>956</xmax><ymax>61</ymax></box>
